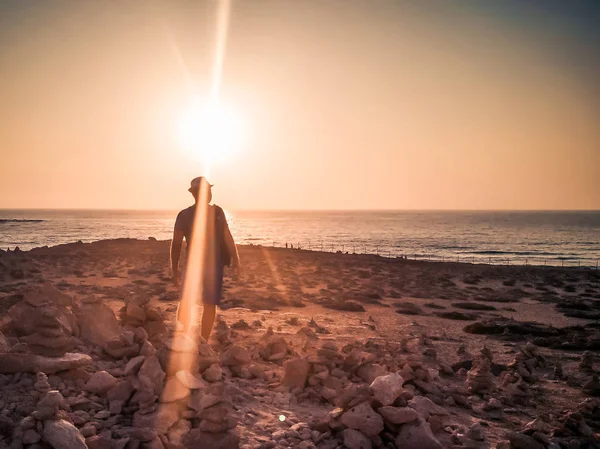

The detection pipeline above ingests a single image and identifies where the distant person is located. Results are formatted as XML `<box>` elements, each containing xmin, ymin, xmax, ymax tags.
<box><xmin>170</xmin><ymin>177</ymin><xmax>240</xmax><ymax>340</ymax></box>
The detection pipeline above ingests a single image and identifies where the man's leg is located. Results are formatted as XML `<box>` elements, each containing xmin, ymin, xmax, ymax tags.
<box><xmin>201</xmin><ymin>303</ymin><xmax>217</xmax><ymax>341</ymax></box>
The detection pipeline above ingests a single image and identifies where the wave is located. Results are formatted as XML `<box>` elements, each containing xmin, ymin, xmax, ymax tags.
<box><xmin>469</xmin><ymin>250</ymin><xmax>558</xmax><ymax>256</ymax></box>
<box><xmin>0</xmin><ymin>219</ymin><xmax>45</xmax><ymax>223</ymax></box>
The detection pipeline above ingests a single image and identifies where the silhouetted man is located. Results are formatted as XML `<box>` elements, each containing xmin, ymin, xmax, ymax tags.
<box><xmin>170</xmin><ymin>177</ymin><xmax>240</xmax><ymax>340</ymax></box>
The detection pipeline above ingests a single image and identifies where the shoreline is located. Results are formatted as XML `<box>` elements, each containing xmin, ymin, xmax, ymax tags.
<box><xmin>3</xmin><ymin>237</ymin><xmax>598</xmax><ymax>272</ymax></box>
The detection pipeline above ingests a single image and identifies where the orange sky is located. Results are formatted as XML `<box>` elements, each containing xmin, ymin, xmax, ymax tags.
<box><xmin>0</xmin><ymin>1</ymin><xmax>598</xmax><ymax>211</ymax></box>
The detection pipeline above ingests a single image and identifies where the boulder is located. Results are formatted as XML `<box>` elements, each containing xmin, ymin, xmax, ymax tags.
<box><xmin>138</xmin><ymin>356</ymin><xmax>165</xmax><ymax>396</ymax></box>
<box><xmin>133</xmin><ymin>403</ymin><xmax>181</xmax><ymax>434</ymax></box>
<box><xmin>220</xmin><ymin>345</ymin><xmax>251</xmax><ymax>366</ymax></box>
<box><xmin>76</xmin><ymin>302</ymin><xmax>120</xmax><ymax>347</ymax></box>
<box><xmin>183</xmin><ymin>429</ymin><xmax>240</xmax><ymax>449</ymax></box>
<box><xmin>43</xmin><ymin>419</ymin><xmax>87</xmax><ymax>449</ymax></box>
<box><xmin>341</xmin><ymin>402</ymin><xmax>384</xmax><ymax>437</ymax></box>
<box><xmin>176</xmin><ymin>370</ymin><xmax>207</xmax><ymax>390</ymax></box>
<box><xmin>408</xmin><ymin>396</ymin><xmax>449</xmax><ymax>419</ymax></box>
<box><xmin>395</xmin><ymin>417</ymin><xmax>443</xmax><ymax>449</ymax></box>
<box><xmin>377</xmin><ymin>406</ymin><xmax>419</xmax><ymax>424</ymax></box>
<box><xmin>343</xmin><ymin>428</ymin><xmax>372</xmax><ymax>449</ymax></box>
<box><xmin>282</xmin><ymin>358</ymin><xmax>310</xmax><ymax>388</ymax></box>
<box><xmin>0</xmin><ymin>352</ymin><xmax>92</xmax><ymax>374</ymax></box>
<box><xmin>370</xmin><ymin>373</ymin><xmax>404</xmax><ymax>406</ymax></box>
<box><xmin>160</xmin><ymin>376</ymin><xmax>190</xmax><ymax>402</ymax></box>
<box><xmin>85</xmin><ymin>371</ymin><xmax>118</xmax><ymax>395</ymax></box>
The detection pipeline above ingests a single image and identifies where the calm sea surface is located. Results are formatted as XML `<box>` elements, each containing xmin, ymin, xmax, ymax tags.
<box><xmin>0</xmin><ymin>210</ymin><xmax>599</xmax><ymax>267</ymax></box>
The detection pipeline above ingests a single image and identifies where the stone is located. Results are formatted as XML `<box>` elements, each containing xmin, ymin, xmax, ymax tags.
<box><xmin>356</xmin><ymin>363</ymin><xmax>387</xmax><ymax>383</ymax></box>
<box><xmin>341</xmin><ymin>402</ymin><xmax>384</xmax><ymax>437</ymax></box>
<box><xmin>76</xmin><ymin>302</ymin><xmax>120</xmax><ymax>347</ymax></box>
<box><xmin>176</xmin><ymin>370</ymin><xmax>207</xmax><ymax>389</ymax></box>
<box><xmin>466</xmin><ymin>357</ymin><xmax>493</xmax><ymax>394</ymax></box>
<box><xmin>505</xmin><ymin>432</ymin><xmax>545</xmax><ymax>449</ymax></box>
<box><xmin>204</xmin><ymin>363</ymin><xmax>223</xmax><ymax>382</ymax></box>
<box><xmin>85</xmin><ymin>371</ymin><xmax>118</xmax><ymax>395</ymax></box>
<box><xmin>23</xmin><ymin>429</ymin><xmax>42</xmax><ymax>445</ymax></box>
<box><xmin>282</xmin><ymin>358</ymin><xmax>310</xmax><ymax>388</ymax></box>
<box><xmin>34</xmin><ymin>372</ymin><xmax>51</xmax><ymax>394</ymax></box>
<box><xmin>133</xmin><ymin>403</ymin><xmax>181</xmax><ymax>434</ymax></box>
<box><xmin>43</xmin><ymin>419</ymin><xmax>87</xmax><ymax>449</ymax></box>
<box><xmin>370</xmin><ymin>373</ymin><xmax>404</xmax><ymax>406</ymax></box>
<box><xmin>183</xmin><ymin>429</ymin><xmax>240</xmax><ymax>449</ymax></box>
<box><xmin>408</xmin><ymin>396</ymin><xmax>449</xmax><ymax>419</ymax></box>
<box><xmin>86</xmin><ymin>434</ymin><xmax>113</xmax><ymax>449</ymax></box>
<box><xmin>168</xmin><ymin>419</ymin><xmax>192</xmax><ymax>446</ymax></box>
<box><xmin>140</xmin><ymin>340</ymin><xmax>156</xmax><ymax>357</ymax></box>
<box><xmin>580</xmin><ymin>351</ymin><xmax>594</xmax><ymax>371</ymax></box>
<box><xmin>160</xmin><ymin>376</ymin><xmax>190</xmax><ymax>402</ymax></box>
<box><xmin>23</xmin><ymin>283</ymin><xmax>73</xmax><ymax>307</ymax></box>
<box><xmin>138</xmin><ymin>356</ymin><xmax>165</xmax><ymax>396</ymax></box>
<box><xmin>21</xmin><ymin>333</ymin><xmax>72</xmax><ymax>357</ymax></box>
<box><xmin>107</xmin><ymin>379</ymin><xmax>134</xmax><ymax>402</ymax></box>
<box><xmin>395</xmin><ymin>417</ymin><xmax>443</xmax><ymax>449</ymax></box>
<box><xmin>124</xmin><ymin>356</ymin><xmax>146</xmax><ymax>376</ymax></box>
<box><xmin>343</xmin><ymin>428</ymin><xmax>372</xmax><ymax>449</ymax></box>
<box><xmin>103</xmin><ymin>338</ymin><xmax>139</xmax><ymax>359</ymax></box>
<box><xmin>377</xmin><ymin>406</ymin><xmax>419</xmax><ymax>424</ymax></box>
<box><xmin>126</xmin><ymin>303</ymin><xmax>146</xmax><ymax>323</ymax></box>
<box><xmin>220</xmin><ymin>345</ymin><xmax>251</xmax><ymax>366</ymax></box>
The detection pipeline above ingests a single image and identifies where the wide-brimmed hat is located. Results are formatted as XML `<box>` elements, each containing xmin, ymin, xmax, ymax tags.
<box><xmin>188</xmin><ymin>177</ymin><xmax>213</xmax><ymax>193</ymax></box>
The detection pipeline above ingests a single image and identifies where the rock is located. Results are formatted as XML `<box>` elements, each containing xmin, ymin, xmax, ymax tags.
<box><xmin>107</xmin><ymin>379</ymin><xmax>135</xmax><ymax>403</ymax></box>
<box><xmin>505</xmin><ymin>431</ymin><xmax>545</xmax><ymax>449</ymax></box>
<box><xmin>220</xmin><ymin>345</ymin><xmax>251</xmax><ymax>366</ymax></box>
<box><xmin>23</xmin><ymin>283</ymin><xmax>73</xmax><ymax>307</ymax></box>
<box><xmin>124</xmin><ymin>356</ymin><xmax>146</xmax><ymax>376</ymax></box>
<box><xmin>176</xmin><ymin>370</ymin><xmax>207</xmax><ymax>390</ymax></box>
<box><xmin>580</xmin><ymin>351</ymin><xmax>594</xmax><ymax>371</ymax></box>
<box><xmin>377</xmin><ymin>406</ymin><xmax>419</xmax><ymax>424</ymax></box>
<box><xmin>23</xmin><ymin>428</ymin><xmax>42</xmax><ymax>445</ymax></box>
<box><xmin>183</xmin><ymin>429</ymin><xmax>240</xmax><ymax>449</ymax></box>
<box><xmin>343</xmin><ymin>428</ymin><xmax>372</xmax><ymax>449</ymax></box>
<box><xmin>160</xmin><ymin>376</ymin><xmax>190</xmax><ymax>402</ymax></box>
<box><xmin>204</xmin><ymin>363</ymin><xmax>223</xmax><ymax>382</ymax></box>
<box><xmin>0</xmin><ymin>352</ymin><xmax>92</xmax><ymax>374</ymax></box>
<box><xmin>395</xmin><ymin>417</ymin><xmax>443</xmax><ymax>449</ymax></box>
<box><xmin>138</xmin><ymin>356</ymin><xmax>165</xmax><ymax>396</ymax></box>
<box><xmin>103</xmin><ymin>338</ymin><xmax>139</xmax><ymax>359</ymax></box>
<box><xmin>133</xmin><ymin>403</ymin><xmax>180</xmax><ymax>434</ymax></box>
<box><xmin>43</xmin><ymin>419</ymin><xmax>87</xmax><ymax>449</ymax></box>
<box><xmin>0</xmin><ymin>416</ymin><xmax>15</xmax><ymax>437</ymax></box>
<box><xmin>466</xmin><ymin>357</ymin><xmax>493</xmax><ymax>394</ymax></box>
<box><xmin>583</xmin><ymin>375</ymin><xmax>600</xmax><ymax>396</ymax></box>
<box><xmin>76</xmin><ymin>302</ymin><xmax>120</xmax><ymax>347</ymax></box>
<box><xmin>140</xmin><ymin>340</ymin><xmax>157</xmax><ymax>357</ymax></box>
<box><xmin>341</xmin><ymin>402</ymin><xmax>384</xmax><ymax>437</ymax></box>
<box><xmin>0</xmin><ymin>331</ymin><xmax>8</xmax><ymax>352</ymax></box>
<box><xmin>86</xmin><ymin>434</ymin><xmax>112</xmax><ymax>449</ymax></box>
<box><xmin>85</xmin><ymin>371</ymin><xmax>118</xmax><ymax>395</ymax></box>
<box><xmin>370</xmin><ymin>373</ymin><xmax>404</xmax><ymax>406</ymax></box>
<box><xmin>34</xmin><ymin>372</ymin><xmax>51</xmax><ymax>394</ymax></box>
<box><xmin>282</xmin><ymin>358</ymin><xmax>310</xmax><ymax>388</ymax></box>
<box><xmin>356</xmin><ymin>363</ymin><xmax>387</xmax><ymax>383</ymax></box>
<box><xmin>407</xmin><ymin>396</ymin><xmax>449</xmax><ymax>419</ymax></box>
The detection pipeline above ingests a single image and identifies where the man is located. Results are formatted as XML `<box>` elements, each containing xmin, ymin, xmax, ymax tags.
<box><xmin>171</xmin><ymin>177</ymin><xmax>240</xmax><ymax>340</ymax></box>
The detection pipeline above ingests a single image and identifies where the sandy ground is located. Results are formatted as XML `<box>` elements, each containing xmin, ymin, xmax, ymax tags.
<box><xmin>1</xmin><ymin>239</ymin><xmax>599</xmax><ymax>448</ymax></box>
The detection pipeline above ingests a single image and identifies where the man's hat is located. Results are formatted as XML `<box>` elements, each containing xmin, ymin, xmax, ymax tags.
<box><xmin>188</xmin><ymin>177</ymin><xmax>213</xmax><ymax>193</ymax></box>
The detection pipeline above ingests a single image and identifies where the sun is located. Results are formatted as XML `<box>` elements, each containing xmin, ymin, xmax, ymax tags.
<box><xmin>177</xmin><ymin>99</ymin><xmax>245</xmax><ymax>165</ymax></box>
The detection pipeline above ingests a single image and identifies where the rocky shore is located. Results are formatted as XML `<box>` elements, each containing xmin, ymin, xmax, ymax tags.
<box><xmin>1</xmin><ymin>239</ymin><xmax>599</xmax><ymax>448</ymax></box>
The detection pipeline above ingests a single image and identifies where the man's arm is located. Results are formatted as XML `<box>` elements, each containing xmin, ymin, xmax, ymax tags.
<box><xmin>223</xmin><ymin>221</ymin><xmax>240</xmax><ymax>269</ymax></box>
<box><xmin>170</xmin><ymin>229</ymin><xmax>184</xmax><ymax>283</ymax></box>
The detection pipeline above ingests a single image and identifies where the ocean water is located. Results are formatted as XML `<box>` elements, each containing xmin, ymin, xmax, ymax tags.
<box><xmin>0</xmin><ymin>209</ymin><xmax>599</xmax><ymax>268</ymax></box>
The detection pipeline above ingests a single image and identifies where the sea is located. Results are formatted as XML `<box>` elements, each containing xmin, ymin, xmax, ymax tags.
<box><xmin>0</xmin><ymin>210</ymin><xmax>599</xmax><ymax>268</ymax></box>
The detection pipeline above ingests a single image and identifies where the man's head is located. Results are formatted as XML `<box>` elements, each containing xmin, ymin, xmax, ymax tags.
<box><xmin>188</xmin><ymin>176</ymin><xmax>213</xmax><ymax>203</ymax></box>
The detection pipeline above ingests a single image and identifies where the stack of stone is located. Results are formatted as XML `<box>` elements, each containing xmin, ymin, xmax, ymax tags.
<box><xmin>554</xmin><ymin>361</ymin><xmax>565</xmax><ymax>380</ymax></box>
<box><xmin>507</xmin><ymin>352</ymin><xmax>535</xmax><ymax>383</ymax></box>
<box><xmin>8</xmin><ymin>284</ymin><xmax>78</xmax><ymax>357</ymax></box>
<box><xmin>258</xmin><ymin>332</ymin><xmax>290</xmax><ymax>362</ymax></box>
<box><xmin>466</xmin><ymin>356</ymin><xmax>494</xmax><ymax>394</ymax></box>
<box><xmin>14</xmin><ymin>389</ymin><xmax>88</xmax><ymax>449</ymax></box>
<box><xmin>580</xmin><ymin>351</ymin><xmax>594</xmax><ymax>372</ymax></box>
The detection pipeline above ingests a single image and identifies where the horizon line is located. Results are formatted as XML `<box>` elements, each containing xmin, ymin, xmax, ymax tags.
<box><xmin>1</xmin><ymin>207</ymin><xmax>599</xmax><ymax>213</ymax></box>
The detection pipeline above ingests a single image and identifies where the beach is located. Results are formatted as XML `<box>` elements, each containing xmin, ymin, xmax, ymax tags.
<box><xmin>1</xmin><ymin>238</ymin><xmax>599</xmax><ymax>448</ymax></box>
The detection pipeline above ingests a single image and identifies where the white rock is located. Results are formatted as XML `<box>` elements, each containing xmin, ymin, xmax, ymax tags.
<box><xmin>370</xmin><ymin>373</ymin><xmax>404</xmax><ymax>405</ymax></box>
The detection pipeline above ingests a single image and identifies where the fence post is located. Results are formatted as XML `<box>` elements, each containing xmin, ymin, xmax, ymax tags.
<box><xmin>308</xmin><ymin>241</ymin><xmax>311</xmax><ymax>250</ymax></box>
<box><xmin>457</xmin><ymin>256</ymin><xmax>460</xmax><ymax>263</ymax></box>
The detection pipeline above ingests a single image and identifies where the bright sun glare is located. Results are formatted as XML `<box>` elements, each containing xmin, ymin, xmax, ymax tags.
<box><xmin>177</xmin><ymin>100</ymin><xmax>245</xmax><ymax>164</ymax></box>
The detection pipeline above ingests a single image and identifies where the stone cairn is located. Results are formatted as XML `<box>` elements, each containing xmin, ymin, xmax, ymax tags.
<box><xmin>466</xmin><ymin>349</ymin><xmax>494</xmax><ymax>395</ymax></box>
<box><xmin>580</xmin><ymin>351</ymin><xmax>594</xmax><ymax>372</ymax></box>
<box><xmin>118</xmin><ymin>297</ymin><xmax>168</xmax><ymax>343</ymax></box>
<box><xmin>7</xmin><ymin>284</ymin><xmax>78</xmax><ymax>357</ymax></box>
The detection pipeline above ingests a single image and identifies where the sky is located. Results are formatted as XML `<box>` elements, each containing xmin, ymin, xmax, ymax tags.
<box><xmin>0</xmin><ymin>0</ymin><xmax>598</xmax><ymax>211</ymax></box>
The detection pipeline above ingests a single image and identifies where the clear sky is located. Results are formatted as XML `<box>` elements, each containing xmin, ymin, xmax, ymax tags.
<box><xmin>0</xmin><ymin>0</ymin><xmax>598</xmax><ymax>211</ymax></box>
